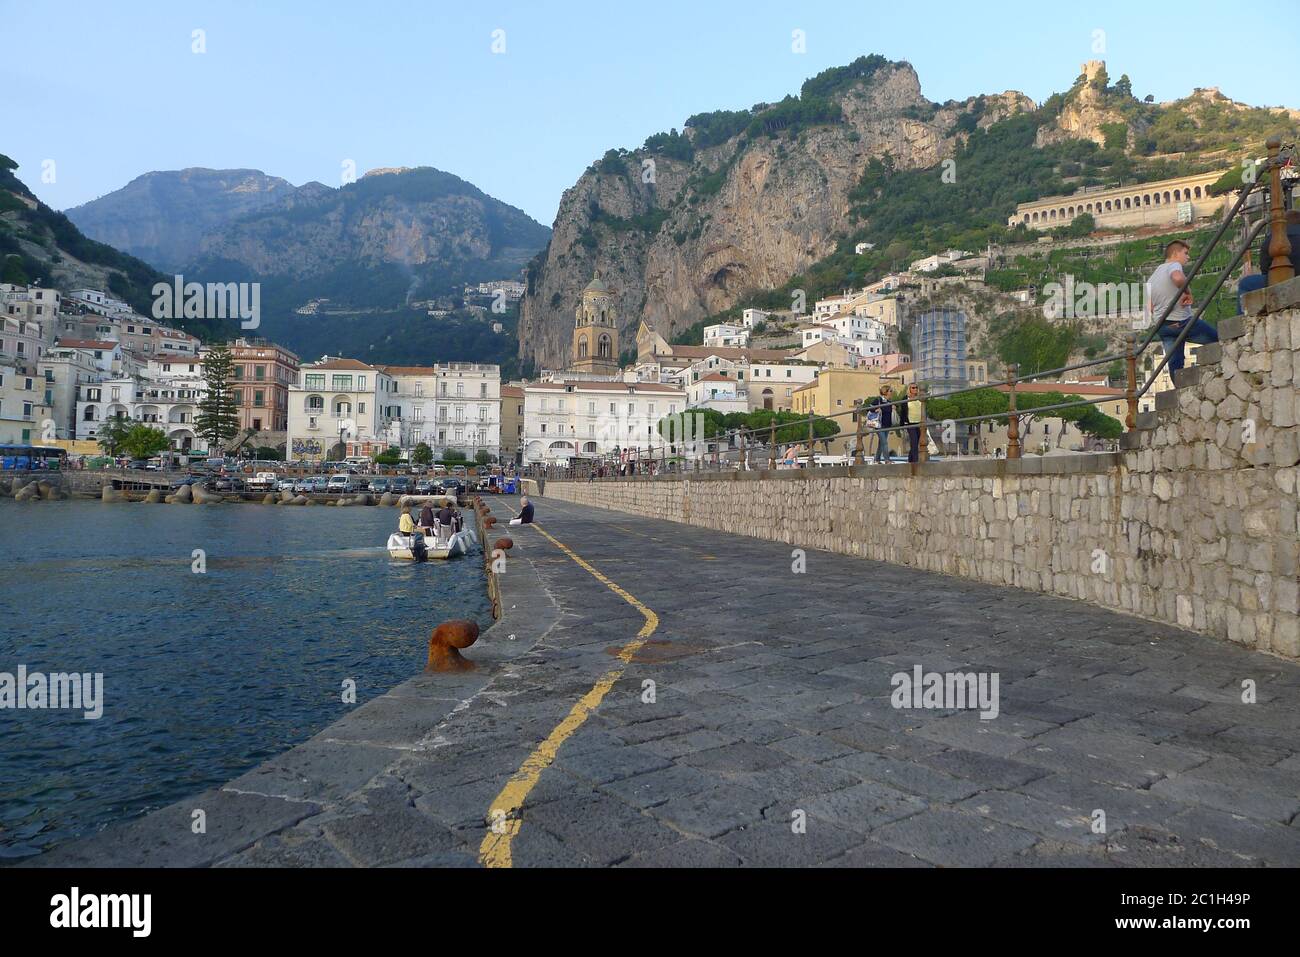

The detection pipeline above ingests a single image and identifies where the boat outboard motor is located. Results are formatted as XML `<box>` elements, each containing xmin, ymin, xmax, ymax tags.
<box><xmin>411</xmin><ymin>534</ymin><xmax>428</xmax><ymax>563</ymax></box>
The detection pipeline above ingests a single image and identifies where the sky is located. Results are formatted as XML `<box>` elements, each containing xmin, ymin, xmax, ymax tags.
<box><xmin>4</xmin><ymin>0</ymin><xmax>1291</xmax><ymax>226</ymax></box>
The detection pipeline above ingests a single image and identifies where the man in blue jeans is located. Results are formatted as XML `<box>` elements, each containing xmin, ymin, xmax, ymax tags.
<box><xmin>1149</xmin><ymin>239</ymin><xmax>1218</xmax><ymax>374</ymax></box>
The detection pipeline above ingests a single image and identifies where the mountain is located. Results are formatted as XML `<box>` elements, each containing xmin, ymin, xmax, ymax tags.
<box><xmin>183</xmin><ymin>165</ymin><xmax>551</xmax><ymax>368</ymax></box>
<box><xmin>0</xmin><ymin>153</ymin><xmax>232</xmax><ymax>342</ymax></box>
<box><xmin>66</xmin><ymin>168</ymin><xmax>298</xmax><ymax>271</ymax></box>
<box><xmin>518</xmin><ymin>55</ymin><xmax>1298</xmax><ymax>370</ymax></box>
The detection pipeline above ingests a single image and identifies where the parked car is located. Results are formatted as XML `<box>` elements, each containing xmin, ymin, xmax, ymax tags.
<box><xmin>171</xmin><ymin>475</ymin><xmax>207</xmax><ymax>490</ymax></box>
<box><xmin>293</xmin><ymin>477</ymin><xmax>316</xmax><ymax>493</ymax></box>
<box><xmin>309</xmin><ymin>477</ymin><xmax>330</xmax><ymax>494</ymax></box>
<box><xmin>277</xmin><ymin>478</ymin><xmax>297</xmax><ymax>492</ymax></box>
<box><xmin>389</xmin><ymin>476</ymin><xmax>411</xmax><ymax>494</ymax></box>
<box><xmin>440</xmin><ymin>478</ymin><xmax>463</xmax><ymax>497</ymax></box>
<box><xmin>432</xmin><ymin>465</ymin><xmax>448</xmax><ymax>477</ymax></box>
<box><xmin>327</xmin><ymin>474</ymin><xmax>350</xmax><ymax>493</ymax></box>
<box><xmin>248</xmin><ymin>471</ymin><xmax>279</xmax><ymax>490</ymax></box>
<box><xmin>451</xmin><ymin>465</ymin><xmax>468</xmax><ymax>478</ymax></box>
<box><xmin>214</xmin><ymin>476</ymin><xmax>245</xmax><ymax>492</ymax></box>
<box><xmin>369</xmin><ymin>477</ymin><xmax>390</xmax><ymax>494</ymax></box>
<box><xmin>345</xmin><ymin>475</ymin><xmax>370</xmax><ymax>493</ymax></box>
<box><xmin>414</xmin><ymin>479</ymin><xmax>435</xmax><ymax>494</ymax></box>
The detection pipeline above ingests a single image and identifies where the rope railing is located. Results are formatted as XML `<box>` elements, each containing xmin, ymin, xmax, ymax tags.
<box><xmin>531</xmin><ymin>139</ymin><xmax>1295</xmax><ymax>481</ymax></box>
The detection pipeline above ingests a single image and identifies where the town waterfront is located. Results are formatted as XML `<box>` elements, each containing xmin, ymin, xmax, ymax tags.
<box><xmin>0</xmin><ymin>500</ymin><xmax>490</xmax><ymax>861</ymax></box>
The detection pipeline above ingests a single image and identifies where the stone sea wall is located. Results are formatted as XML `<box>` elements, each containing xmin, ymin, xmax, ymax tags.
<box><xmin>542</xmin><ymin>286</ymin><xmax>1300</xmax><ymax>660</ymax></box>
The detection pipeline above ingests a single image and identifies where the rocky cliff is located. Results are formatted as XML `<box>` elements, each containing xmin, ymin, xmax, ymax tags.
<box><xmin>190</xmin><ymin>166</ymin><xmax>549</xmax><ymax>294</ymax></box>
<box><xmin>518</xmin><ymin>58</ymin><xmax>1033</xmax><ymax>370</ymax></box>
<box><xmin>66</xmin><ymin>168</ymin><xmax>298</xmax><ymax>270</ymax></box>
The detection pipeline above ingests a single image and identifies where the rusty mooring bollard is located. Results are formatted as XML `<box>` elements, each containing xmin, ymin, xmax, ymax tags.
<box><xmin>484</xmin><ymin>516</ymin><xmax>498</xmax><ymax>528</ymax></box>
<box><xmin>494</xmin><ymin>537</ymin><xmax>514</xmax><ymax>551</ymax></box>
<box><xmin>425</xmin><ymin>619</ymin><xmax>480</xmax><ymax>673</ymax></box>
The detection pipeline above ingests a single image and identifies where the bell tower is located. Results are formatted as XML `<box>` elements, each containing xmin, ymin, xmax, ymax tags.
<box><xmin>571</xmin><ymin>273</ymin><xmax>619</xmax><ymax>376</ymax></box>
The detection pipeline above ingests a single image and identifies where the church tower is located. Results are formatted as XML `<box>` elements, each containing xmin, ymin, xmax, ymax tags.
<box><xmin>571</xmin><ymin>274</ymin><xmax>619</xmax><ymax>376</ymax></box>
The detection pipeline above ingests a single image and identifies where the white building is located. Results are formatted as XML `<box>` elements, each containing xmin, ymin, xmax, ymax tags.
<box><xmin>687</xmin><ymin>373</ymin><xmax>749</xmax><ymax>415</ymax></box>
<box><xmin>522</xmin><ymin>379</ymin><xmax>686</xmax><ymax>465</ymax></box>
<box><xmin>75</xmin><ymin>364</ymin><xmax>209</xmax><ymax>453</ymax></box>
<box><xmin>378</xmin><ymin>362</ymin><xmax>502</xmax><ymax>461</ymax></box>
<box><xmin>909</xmin><ymin>249</ymin><xmax>972</xmax><ymax>273</ymax></box>
<box><xmin>0</xmin><ymin>315</ymin><xmax>47</xmax><ymax>367</ymax></box>
<box><xmin>1</xmin><ymin>284</ymin><xmax>61</xmax><ymax>335</ymax></box>
<box><xmin>287</xmin><ymin>357</ymin><xmax>394</xmax><ymax>462</ymax></box>
<box><xmin>37</xmin><ymin>345</ymin><xmax>102</xmax><ymax>441</ymax></box>
<box><xmin>68</xmin><ymin>288</ymin><xmax>133</xmax><ymax>317</ymax></box>
<box><xmin>741</xmin><ymin>309</ymin><xmax>770</xmax><ymax>328</ymax></box>
<box><xmin>703</xmin><ymin>323</ymin><xmax>750</xmax><ymax>348</ymax></box>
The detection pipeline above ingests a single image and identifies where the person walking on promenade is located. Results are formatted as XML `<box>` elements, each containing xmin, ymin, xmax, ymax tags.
<box><xmin>1149</xmin><ymin>239</ymin><xmax>1218</xmax><ymax>374</ymax></box>
<box><xmin>868</xmin><ymin>384</ymin><xmax>894</xmax><ymax>463</ymax></box>
<box><xmin>899</xmin><ymin>383</ymin><xmax>925</xmax><ymax>463</ymax></box>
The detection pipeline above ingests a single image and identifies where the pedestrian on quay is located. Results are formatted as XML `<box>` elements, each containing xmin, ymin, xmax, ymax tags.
<box><xmin>899</xmin><ymin>383</ymin><xmax>925</xmax><ymax>463</ymax></box>
<box><xmin>868</xmin><ymin>384</ymin><xmax>894</xmax><ymax>463</ymax></box>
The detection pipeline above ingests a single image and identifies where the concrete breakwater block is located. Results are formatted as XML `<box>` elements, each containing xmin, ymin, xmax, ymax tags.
<box><xmin>379</xmin><ymin>492</ymin><xmax>397</xmax><ymax>507</ymax></box>
<box><xmin>291</xmin><ymin>495</ymin><xmax>309</xmax><ymax>505</ymax></box>
<box><xmin>280</xmin><ymin>489</ymin><xmax>296</xmax><ymax>503</ymax></box>
<box><xmin>15</xmin><ymin>483</ymin><xmax>41</xmax><ymax>502</ymax></box>
<box><xmin>101</xmin><ymin>485</ymin><xmax>125</xmax><ymax>503</ymax></box>
<box><xmin>173</xmin><ymin>483</ymin><xmax>193</xmax><ymax>504</ymax></box>
<box><xmin>143</xmin><ymin>489</ymin><xmax>163</xmax><ymax>503</ymax></box>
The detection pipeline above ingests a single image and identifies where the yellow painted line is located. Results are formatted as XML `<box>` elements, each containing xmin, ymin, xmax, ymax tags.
<box><xmin>478</xmin><ymin>522</ymin><xmax>659</xmax><ymax>868</ymax></box>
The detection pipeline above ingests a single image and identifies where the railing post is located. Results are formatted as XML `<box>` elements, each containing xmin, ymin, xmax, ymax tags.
<box><xmin>853</xmin><ymin>400</ymin><xmax>865</xmax><ymax>465</ymax></box>
<box><xmin>1006</xmin><ymin>363</ymin><xmax>1021</xmax><ymax>460</ymax></box>
<box><xmin>917</xmin><ymin>385</ymin><xmax>929</xmax><ymax>464</ymax></box>
<box><xmin>807</xmin><ymin>414</ymin><xmax>815</xmax><ymax>469</ymax></box>
<box><xmin>1124</xmin><ymin>332</ymin><xmax>1138</xmax><ymax>431</ymax></box>
<box><xmin>768</xmin><ymin>421</ymin><xmax>776</xmax><ymax>470</ymax></box>
<box><xmin>1266</xmin><ymin>136</ymin><xmax>1294</xmax><ymax>287</ymax></box>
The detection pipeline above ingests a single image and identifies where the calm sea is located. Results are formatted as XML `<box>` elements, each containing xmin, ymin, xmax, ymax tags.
<box><xmin>0</xmin><ymin>500</ymin><xmax>489</xmax><ymax>860</ymax></box>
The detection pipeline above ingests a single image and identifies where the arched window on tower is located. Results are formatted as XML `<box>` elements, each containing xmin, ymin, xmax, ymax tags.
<box><xmin>578</xmin><ymin>335</ymin><xmax>589</xmax><ymax>359</ymax></box>
<box><xmin>598</xmin><ymin>334</ymin><xmax>612</xmax><ymax>359</ymax></box>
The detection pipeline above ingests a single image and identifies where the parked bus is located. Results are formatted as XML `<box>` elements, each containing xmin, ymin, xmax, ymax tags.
<box><xmin>0</xmin><ymin>445</ymin><xmax>68</xmax><ymax>471</ymax></box>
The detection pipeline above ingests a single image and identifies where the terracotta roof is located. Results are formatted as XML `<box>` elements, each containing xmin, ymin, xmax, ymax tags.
<box><xmin>377</xmin><ymin>365</ymin><xmax>436</xmax><ymax>376</ymax></box>
<box><xmin>698</xmin><ymin>373</ymin><xmax>733</xmax><ymax>382</ymax></box>
<box><xmin>994</xmin><ymin>382</ymin><xmax>1122</xmax><ymax>396</ymax></box>
<box><xmin>501</xmin><ymin>385</ymin><xmax>524</xmax><ymax>398</ymax></box>
<box><xmin>305</xmin><ymin>358</ymin><xmax>379</xmax><ymax>371</ymax></box>
<box><xmin>527</xmin><ymin>380</ymin><xmax>684</xmax><ymax>394</ymax></box>
<box><xmin>885</xmin><ymin>363</ymin><xmax>912</xmax><ymax>375</ymax></box>
<box><xmin>54</xmin><ymin>338</ymin><xmax>118</xmax><ymax>350</ymax></box>
<box><xmin>669</xmin><ymin>344</ymin><xmax>795</xmax><ymax>362</ymax></box>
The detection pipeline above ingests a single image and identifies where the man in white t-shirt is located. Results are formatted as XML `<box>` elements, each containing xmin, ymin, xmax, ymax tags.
<box><xmin>1148</xmin><ymin>239</ymin><xmax>1219</xmax><ymax>374</ymax></box>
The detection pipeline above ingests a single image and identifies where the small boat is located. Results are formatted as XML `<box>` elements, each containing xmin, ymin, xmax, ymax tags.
<box><xmin>386</xmin><ymin>523</ymin><xmax>475</xmax><ymax>561</ymax></box>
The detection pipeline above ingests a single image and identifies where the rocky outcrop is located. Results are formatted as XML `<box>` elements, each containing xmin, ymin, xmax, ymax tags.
<box><xmin>518</xmin><ymin>60</ymin><xmax>1033</xmax><ymax>370</ymax></box>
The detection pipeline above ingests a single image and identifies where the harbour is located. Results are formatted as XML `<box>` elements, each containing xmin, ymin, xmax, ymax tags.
<box><xmin>0</xmin><ymin>499</ymin><xmax>492</xmax><ymax>861</ymax></box>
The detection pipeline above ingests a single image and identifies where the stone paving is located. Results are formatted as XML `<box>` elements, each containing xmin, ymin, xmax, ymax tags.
<box><xmin>35</xmin><ymin>495</ymin><xmax>1300</xmax><ymax>867</ymax></box>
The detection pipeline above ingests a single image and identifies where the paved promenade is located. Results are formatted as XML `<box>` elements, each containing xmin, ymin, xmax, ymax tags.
<box><xmin>37</xmin><ymin>496</ymin><xmax>1300</xmax><ymax>867</ymax></box>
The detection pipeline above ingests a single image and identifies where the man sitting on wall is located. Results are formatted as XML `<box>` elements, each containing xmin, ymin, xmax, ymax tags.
<box><xmin>1149</xmin><ymin>239</ymin><xmax>1219</xmax><ymax>375</ymax></box>
<box><xmin>510</xmin><ymin>496</ymin><xmax>535</xmax><ymax>526</ymax></box>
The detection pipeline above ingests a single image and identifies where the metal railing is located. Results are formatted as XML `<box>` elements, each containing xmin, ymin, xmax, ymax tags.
<box><xmin>533</xmin><ymin>138</ymin><xmax>1295</xmax><ymax>481</ymax></box>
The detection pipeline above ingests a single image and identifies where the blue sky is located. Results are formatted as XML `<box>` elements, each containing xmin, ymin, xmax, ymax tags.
<box><xmin>4</xmin><ymin>0</ymin><xmax>1288</xmax><ymax>225</ymax></box>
